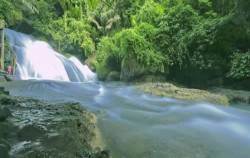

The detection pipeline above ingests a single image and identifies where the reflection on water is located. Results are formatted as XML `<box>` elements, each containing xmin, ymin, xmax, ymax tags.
<box><xmin>1</xmin><ymin>81</ymin><xmax>250</xmax><ymax>158</ymax></box>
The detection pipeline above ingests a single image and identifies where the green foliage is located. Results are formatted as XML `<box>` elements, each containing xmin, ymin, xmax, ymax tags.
<box><xmin>96</xmin><ymin>22</ymin><xmax>165</xmax><ymax>79</ymax></box>
<box><xmin>26</xmin><ymin>0</ymin><xmax>95</xmax><ymax>57</ymax></box>
<box><xmin>187</xmin><ymin>18</ymin><xmax>220</xmax><ymax>70</ymax></box>
<box><xmin>96</xmin><ymin>36</ymin><xmax>120</xmax><ymax>79</ymax></box>
<box><xmin>184</xmin><ymin>0</ymin><xmax>213</xmax><ymax>16</ymax></box>
<box><xmin>157</xmin><ymin>4</ymin><xmax>200</xmax><ymax>67</ymax></box>
<box><xmin>56</xmin><ymin>18</ymin><xmax>94</xmax><ymax>56</ymax></box>
<box><xmin>96</xmin><ymin>37</ymin><xmax>119</xmax><ymax>62</ymax></box>
<box><xmin>132</xmin><ymin>0</ymin><xmax>164</xmax><ymax>26</ymax></box>
<box><xmin>96</xmin><ymin>61</ymin><xmax>110</xmax><ymax>80</ymax></box>
<box><xmin>86</xmin><ymin>0</ymin><xmax>121</xmax><ymax>36</ymax></box>
<box><xmin>160</xmin><ymin>4</ymin><xmax>200</xmax><ymax>35</ymax></box>
<box><xmin>2</xmin><ymin>0</ymin><xmax>250</xmax><ymax>84</ymax></box>
<box><xmin>0</xmin><ymin>0</ymin><xmax>38</xmax><ymax>26</ymax></box>
<box><xmin>115</xmin><ymin>28</ymin><xmax>164</xmax><ymax>73</ymax></box>
<box><xmin>227</xmin><ymin>50</ymin><xmax>250</xmax><ymax>79</ymax></box>
<box><xmin>134</xmin><ymin>23</ymin><xmax>157</xmax><ymax>42</ymax></box>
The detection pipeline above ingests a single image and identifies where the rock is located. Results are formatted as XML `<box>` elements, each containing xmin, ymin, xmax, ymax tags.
<box><xmin>0</xmin><ymin>108</ymin><xmax>12</xmax><ymax>121</ymax></box>
<box><xmin>0</xmin><ymin>144</ymin><xmax>9</xmax><ymax>158</ymax></box>
<box><xmin>85</xmin><ymin>149</ymin><xmax>111</xmax><ymax>158</ymax></box>
<box><xmin>0</xmin><ymin>96</ymin><xmax>110</xmax><ymax>157</ymax></box>
<box><xmin>85</xmin><ymin>56</ymin><xmax>97</xmax><ymax>72</ymax></box>
<box><xmin>0</xmin><ymin>96</ymin><xmax>18</xmax><ymax>105</ymax></box>
<box><xmin>210</xmin><ymin>88</ymin><xmax>250</xmax><ymax>104</ymax></box>
<box><xmin>246</xmin><ymin>97</ymin><xmax>250</xmax><ymax>104</ymax></box>
<box><xmin>137</xmin><ymin>82</ymin><xmax>229</xmax><ymax>105</ymax></box>
<box><xmin>143</xmin><ymin>75</ymin><xmax>166</xmax><ymax>82</ymax></box>
<box><xmin>106</xmin><ymin>71</ymin><xmax>120</xmax><ymax>81</ymax></box>
<box><xmin>18</xmin><ymin>103</ymin><xmax>26</xmax><ymax>107</ymax></box>
<box><xmin>120</xmin><ymin>57</ymin><xmax>146</xmax><ymax>81</ymax></box>
<box><xmin>17</xmin><ymin>125</ymin><xmax>45</xmax><ymax>141</ymax></box>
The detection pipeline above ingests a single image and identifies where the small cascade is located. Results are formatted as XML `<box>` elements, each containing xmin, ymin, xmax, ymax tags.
<box><xmin>5</xmin><ymin>29</ymin><xmax>96</xmax><ymax>82</ymax></box>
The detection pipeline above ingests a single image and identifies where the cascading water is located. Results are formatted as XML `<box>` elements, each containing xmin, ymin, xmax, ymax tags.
<box><xmin>5</xmin><ymin>29</ymin><xmax>96</xmax><ymax>82</ymax></box>
<box><xmin>2</xmin><ymin>29</ymin><xmax>250</xmax><ymax>158</ymax></box>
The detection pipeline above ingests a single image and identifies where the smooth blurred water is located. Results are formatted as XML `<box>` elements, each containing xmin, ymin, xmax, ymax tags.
<box><xmin>3</xmin><ymin>29</ymin><xmax>250</xmax><ymax>157</ymax></box>
<box><xmin>1</xmin><ymin>81</ymin><xmax>250</xmax><ymax>158</ymax></box>
<box><xmin>5</xmin><ymin>29</ymin><xmax>96</xmax><ymax>82</ymax></box>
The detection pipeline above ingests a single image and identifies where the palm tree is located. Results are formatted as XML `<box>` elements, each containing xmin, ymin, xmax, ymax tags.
<box><xmin>86</xmin><ymin>0</ymin><xmax>121</xmax><ymax>36</ymax></box>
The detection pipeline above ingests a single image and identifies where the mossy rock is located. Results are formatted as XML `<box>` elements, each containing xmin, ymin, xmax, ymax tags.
<box><xmin>0</xmin><ymin>20</ymin><xmax>4</xmax><ymax>29</ymax></box>
<box><xmin>143</xmin><ymin>75</ymin><xmax>167</xmax><ymax>82</ymax></box>
<box><xmin>137</xmin><ymin>82</ymin><xmax>229</xmax><ymax>105</ymax></box>
<box><xmin>0</xmin><ymin>107</ymin><xmax>12</xmax><ymax>121</ymax></box>
<box><xmin>85</xmin><ymin>55</ymin><xmax>97</xmax><ymax>72</ymax></box>
<box><xmin>120</xmin><ymin>57</ymin><xmax>146</xmax><ymax>81</ymax></box>
<box><xmin>106</xmin><ymin>71</ymin><xmax>120</xmax><ymax>81</ymax></box>
<box><xmin>211</xmin><ymin>88</ymin><xmax>250</xmax><ymax>104</ymax></box>
<box><xmin>96</xmin><ymin>62</ymin><xmax>110</xmax><ymax>81</ymax></box>
<box><xmin>0</xmin><ymin>96</ymin><xmax>110</xmax><ymax>157</ymax></box>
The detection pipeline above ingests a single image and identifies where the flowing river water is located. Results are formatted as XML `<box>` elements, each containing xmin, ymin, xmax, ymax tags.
<box><xmin>1</xmin><ymin>30</ymin><xmax>250</xmax><ymax>157</ymax></box>
<box><xmin>1</xmin><ymin>80</ymin><xmax>250</xmax><ymax>158</ymax></box>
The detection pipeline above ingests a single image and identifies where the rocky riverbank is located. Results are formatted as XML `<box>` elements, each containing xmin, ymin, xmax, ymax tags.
<box><xmin>0</xmin><ymin>94</ymin><xmax>110</xmax><ymax>158</ymax></box>
<box><xmin>137</xmin><ymin>82</ymin><xmax>229</xmax><ymax>105</ymax></box>
<box><xmin>210</xmin><ymin>87</ymin><xmax>250</xmax><ymax>104</ymax></box>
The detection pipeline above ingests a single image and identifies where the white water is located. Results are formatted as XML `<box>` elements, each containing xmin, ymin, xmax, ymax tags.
<box><xmin>2</xmin><ymin>30</ymin><xmax>250</xmax><ymax>157</ymax></box>
<box><xmin>5</xmin><ymin>29</ymin><xmax>96</xmax><ymax>82</ymax></box>
<box><xmin>2</xmin><ymin>81</ymin><xmax>250</xmax><ymax>158</ymax></box>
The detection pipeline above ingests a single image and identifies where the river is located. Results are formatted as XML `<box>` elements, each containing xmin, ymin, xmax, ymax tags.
<box><xmin>1</xmin><ymin>80</ymin><xmax>250</xmax><ymax>158</ymax></box>
<box><xmin>2</xmin><ymin>29</ymin><xmax>250</xmax><ymax>158</ymax></box>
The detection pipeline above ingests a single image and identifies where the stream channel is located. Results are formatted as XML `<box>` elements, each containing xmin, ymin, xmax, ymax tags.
<box><xmin>2</xmin><ymin>29</ymin><xmax>250</xmax><ymax>158</ymax></box>
<box><xmin>1</xmin><ymin>80</ymin><xmax>250</xmax><ymax>158</ymax></box>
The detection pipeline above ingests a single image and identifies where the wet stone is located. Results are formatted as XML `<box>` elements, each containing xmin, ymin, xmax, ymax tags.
<box><xmin>0</xmin><ymin>107</ymin><xmax>12</xmax><ymax>121</ymax></box>
<box><xmin>18</xmin><ymin>103</ymin><xmax>26</xmax><ymax>107</ymax></box>
<box><xmin>17</xmin><ymin>125</ymin><xmax>45</xmax><ymax>141</ymax></box>
<box><xmin>0</xmin><ymin>95</ymin><xmax>110</xmax><ymax>157</ymax></box>
<box><xmin>0</xmin><ymin>144</ymin><xmax>9</xmax><ymax>158</ymax></box>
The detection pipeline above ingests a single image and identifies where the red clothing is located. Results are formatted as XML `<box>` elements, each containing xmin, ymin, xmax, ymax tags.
<box><xmin>6</xmin><ymin>65</ymin><xmax>12</xmax><ymax>74</ymax></box>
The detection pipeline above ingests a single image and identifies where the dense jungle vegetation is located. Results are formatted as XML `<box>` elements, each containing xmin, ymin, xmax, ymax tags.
<box><xmin>1</xmin><ymin>0</ymin><xmax>249</xmax><ymax>89</ymax></box>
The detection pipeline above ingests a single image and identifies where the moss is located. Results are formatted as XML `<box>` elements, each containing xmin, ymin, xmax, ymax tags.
<box><xmin>96</xmin><ymin>62</ymin><xmax>110</xmax><ymax>81</ymax></box>
<box><xmin>137</xmin><ymin>82</ymin><xmax>229</xmax><ymax>105</ymax></box>
<box><xmin>63</xmin><ymin>53</ymin><xmax>72</xmax><ymax>58</ymax></box>
<box><xmin>85</xmin><ymin>55</ymin><xmax>97</xmax><ymax>71</ymax></box>
<box><xmin>210</xmin><ymin>88</ymin><xmax>250</xmax><ymax>104</ymax></box>
<box><xmin>120</xmin><ymin>57</ymin><xmax>146</xmax><ymax>81</ymax></box>
<box><xmin>0</xmin><ymin>96</ymin><xmax>110</xmax><ymax>157</ymax></box>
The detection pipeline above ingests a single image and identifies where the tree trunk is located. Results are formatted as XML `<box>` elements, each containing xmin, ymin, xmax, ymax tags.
<box><xmin>0</xmin><ymin>28</ymin><xmax>4</xmax><ymax>70</ymax></box>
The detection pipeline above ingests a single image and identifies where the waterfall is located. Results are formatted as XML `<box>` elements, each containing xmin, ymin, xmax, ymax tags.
<box><xmin>5</xmin><ymin>29</ymin><xmax>96</xmax><ymax>82</ymax></box>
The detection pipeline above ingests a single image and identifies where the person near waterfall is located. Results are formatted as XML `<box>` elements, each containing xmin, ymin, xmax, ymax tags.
<box><xmin>6</xmin><ymin>64</ymin><xmax>12</xmax><ymax>75</ymax></box>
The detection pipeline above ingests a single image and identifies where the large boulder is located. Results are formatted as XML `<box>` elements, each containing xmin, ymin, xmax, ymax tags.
<box><xmin>120</xmin><ymin>57</ymin><xmax>146</xmax><ymax>81</ymax></box>
<box><xmin>0</xmin><ymin>96</ymin><xmax>110</xmax><ymax>158</ymax></box>
<box><xmin>137</xmin><ymin>82</ymin><xmax>229</xmax><ymax>105</ymax></box>
<box><xmin>106</xmin><ymin>71</ymin><xmax>120</xmax><ymax>81</ymax></box>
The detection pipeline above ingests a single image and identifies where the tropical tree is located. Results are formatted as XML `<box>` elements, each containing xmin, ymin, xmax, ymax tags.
<box><xmin>0</xmin><ymin>0</ymin><xmax>38</xmax><ymax>26</ymax></box>
<box><xmin>83</xmin><ymin>0</ymin><xmax>121</xmax><ymax>36</ymax></box>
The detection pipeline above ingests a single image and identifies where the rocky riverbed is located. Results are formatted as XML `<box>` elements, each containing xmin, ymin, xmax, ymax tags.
<box><xmin>0</xmin><ymin>94</ymin><xmax>110</xmax><ymax>158</ymax></box>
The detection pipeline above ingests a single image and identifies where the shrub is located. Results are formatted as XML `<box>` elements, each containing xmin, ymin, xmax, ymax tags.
<box><xmin>227</xmin><ymin>50</ymin><xmax>250</xmax><ymax>79</ymax></box>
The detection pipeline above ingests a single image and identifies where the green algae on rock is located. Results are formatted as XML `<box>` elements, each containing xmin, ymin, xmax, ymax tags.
<box><xmin>137</xmin><ymin>82</ymin><xmax>229</xmax><ymax>105</ymax></box>
<box><xmin>0</xmin><ymin>95</ymin><xmax>110</xmax><ymax>158</ymax></box>
<box><xmin>210</xmin><ymin>88</ymin><xmax>250</xmax><ymax>104</ymax></box>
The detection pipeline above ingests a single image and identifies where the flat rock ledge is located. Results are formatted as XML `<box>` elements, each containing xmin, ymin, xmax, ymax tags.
<box><xmin>210</xmin><ymin>87</ymin><xmax>250</xmax><ymax>104</ymax></box>
<box><xmin>0</xmin><ymin>95</ymin><xmax>110</xmax><ymax>158</ymax></box>
<box><xmin>137</xmin><ymin>82</ymin><xmax>229</xmax><ymax>105</ymax></box>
